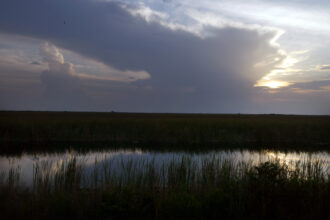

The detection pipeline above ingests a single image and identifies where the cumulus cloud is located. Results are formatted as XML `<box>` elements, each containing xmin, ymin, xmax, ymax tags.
<box><xmin>40</xmin><ymin>42</ymin><xmax>64</xmax><ymax>64</ymax></box>
<box><xmin>40</xmin><ymin>42</ymin><xmax>150</xmax><ymax>86</ymax></box>
<box><xmin>38</xmin><ymin>42</ymin><xmax>88</xmax><ymax>110</ymax></box>
<box><xmin>38</xmin><ymin>42</ymin><xmax>152</xmax><ymax>110</ymax></box>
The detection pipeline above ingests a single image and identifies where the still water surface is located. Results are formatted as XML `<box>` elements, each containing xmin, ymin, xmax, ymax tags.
<box><xmin>0</xmin><ymin>149</ymin><xmax>329</xmax><ymax>185</ymax></box>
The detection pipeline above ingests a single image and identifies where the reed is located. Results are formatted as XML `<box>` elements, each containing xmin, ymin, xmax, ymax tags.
<box><xmin>0</xmin><ymin>155</ymin><xmax>329</xmax><ymax>219</ymax></box>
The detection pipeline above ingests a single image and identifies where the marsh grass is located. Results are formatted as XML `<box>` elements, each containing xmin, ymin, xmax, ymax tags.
<box><xmin>0</xmin><ymin>156</ymin><xmax>329</xmax><ymax>219</ymax></box>
<box><xmin>1</xmin><ymin>111</ymin><xmax>330</xmax><ymax>155</ymax></box>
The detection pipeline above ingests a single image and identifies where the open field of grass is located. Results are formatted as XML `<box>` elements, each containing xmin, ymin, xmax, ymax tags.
<box><xmin>1</xmin><ymin>111</ymin><xmax>330</xmax><ymax>154</ymax></box>
<box><xmin>0</xmin><ymin>156</ymin><xmax>329</xmax><ymax>219</ymax></box>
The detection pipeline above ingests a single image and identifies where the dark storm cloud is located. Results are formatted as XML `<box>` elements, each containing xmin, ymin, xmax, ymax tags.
<box><xmin>30</xmin><ymin>61</ymin><xmax>41</xmax><ymax>65</ymax></box>
<box><xmin>0</xmin><ymin>0</ymin><xmax>284</xmax><ymax>112</ymax></box>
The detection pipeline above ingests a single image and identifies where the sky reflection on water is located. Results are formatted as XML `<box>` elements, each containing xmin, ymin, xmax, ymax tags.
<box><xmin>0</xmin><ymin>149</ymin><xmax>329</xmax><ymax>185</ymax></box>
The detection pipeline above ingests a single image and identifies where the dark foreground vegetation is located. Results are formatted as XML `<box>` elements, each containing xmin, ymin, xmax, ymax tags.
<box><xmin>1</xmin><ymin>111</ymin><xmax>330</xmax><ymax>154</ymax></box>
<box><xmin>1</xmin><ymin>111</ymin><xmax>329</xmax><ymax>219</ymax></box>
<box><xmin>0</xmin><ymin>157</ymin><xmax>329</xmax><ymax>220</ymax></box>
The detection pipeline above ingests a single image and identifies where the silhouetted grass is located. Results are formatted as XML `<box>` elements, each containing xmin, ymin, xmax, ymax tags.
<box><xmin>1</xmin><ymin>111</ymin><xmax>330</xmax><ymax>154</ymax></box>
<box><xmin>0</xmin><ymin>156</ymin><xmax>329</xmax><ymax>219</ymax></box>
<box><xmin>1</xmin><ymin>111</ymin><xmax>329</xmax><ymax>218</ymax></box>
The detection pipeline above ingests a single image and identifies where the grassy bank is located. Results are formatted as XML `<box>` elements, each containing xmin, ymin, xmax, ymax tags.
<box><xmin>0</xmin><ymin>156</ymin><xmax>329</xmax><ymax>219</ymax></box>
<box><xmin>1</xmin><ymin>111</ymin><xmax>330</xmax><ymax>154</ymax></box>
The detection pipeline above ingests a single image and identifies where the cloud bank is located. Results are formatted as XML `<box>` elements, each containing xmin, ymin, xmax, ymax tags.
<box><xmin>0</xmin><ymin>0</ymin><xmax>329</xmax><ymax>114</ymax></box>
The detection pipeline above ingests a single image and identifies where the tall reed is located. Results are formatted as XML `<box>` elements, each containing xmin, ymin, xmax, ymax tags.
<box><xmin>0</xmin><ymin>156</ymin><xmax>329</xmax><ymax>219</ymax></box>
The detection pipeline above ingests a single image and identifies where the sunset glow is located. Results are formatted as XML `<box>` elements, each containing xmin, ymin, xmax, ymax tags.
<box><xmin>255</xmin><ymin>80</ymin><xmax>291</xmax><ymax>89</ymax></box>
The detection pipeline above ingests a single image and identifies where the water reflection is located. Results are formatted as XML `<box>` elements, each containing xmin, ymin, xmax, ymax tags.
<box><xmin>0</xmin><ymin>149</ymin><xmax>329</xmax><ymax>185</ymax></box>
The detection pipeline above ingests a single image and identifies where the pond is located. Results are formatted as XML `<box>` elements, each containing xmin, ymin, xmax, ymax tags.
<box><xmin>1</xmin><ymin>148</ymin><xmax>329</xmax><ymax>187</ymax></box>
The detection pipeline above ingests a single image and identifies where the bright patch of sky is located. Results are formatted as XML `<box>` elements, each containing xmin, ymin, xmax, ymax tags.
<box><xmin>116</xmin><ymin>0</ymin><xmax>330</xmax><ymax>88</ymax></box>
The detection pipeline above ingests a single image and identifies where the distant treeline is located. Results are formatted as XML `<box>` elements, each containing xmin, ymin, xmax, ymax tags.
<box><xmin>1</xmin><ymin>111</ymin><xmax>330</xmax><ymax>154</ymax></box>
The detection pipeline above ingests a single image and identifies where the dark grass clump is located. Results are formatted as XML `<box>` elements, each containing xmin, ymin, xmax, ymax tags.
<box><xmin>0</xmin><ymin>156</ymin><xmax>329</xmax><ymax>219</ymax></box>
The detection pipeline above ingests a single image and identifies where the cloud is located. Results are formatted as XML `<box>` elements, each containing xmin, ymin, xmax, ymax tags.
<box><xmin>40</xmin><ymin>42</ymin><xmax>150</xmax><ymax>85</ymax></box>
<box><xmin>5</xmin><ymin>0</ymin><xmax>328</xmax><ymax>113</ymax></box>
<box><xmin>252</xmin><ymin>79</ymin><xmax>330</xmax><ymax>114</ymax></box>
<box><xmin>38</xmin><ymin>42</ymin><xmax>151</xmax><ymax>110</ymax></box>
<box><xmin>0</xmin><ymin>1</ymin><xmax>282</xmax><ymax>73</ymax></box>
<box><xmin>40</xmin><ymin>42</ymin><xmax>64</xmax><ymax>64</ymax></box>
<box><xmin>319</xmin><ymin>65</ymin><xmax>330</xmax><ymax>70</ymax></box>
<box><xmin>289</xmin><ymin>80</ymin><xmax>330</xmax><ymax>91</ymax></box>
<box><xmin>38</xmin><ymin>42</ymin><xmax>89</xmax><ymax>110</ymax></box>
<box><xmin>30</xmin><ymin>61</ymin><xmax>41</xmax><ymax>65</ymax></box>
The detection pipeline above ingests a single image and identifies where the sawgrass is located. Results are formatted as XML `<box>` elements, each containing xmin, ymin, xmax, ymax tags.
<box><xmin>1</xmin><ymin>111</ymin><xmax>330</xmax><ymax>154</ymax></box>
<box><xmin>0</xmin><ymin>156</ymin><xmax>329</xmax><ymax>219</ymax></box>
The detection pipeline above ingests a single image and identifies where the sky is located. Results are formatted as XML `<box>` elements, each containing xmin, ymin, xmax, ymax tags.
<box><xmin>0</xmin><ymin>0</ymin><xmax>329</xmax><ymax>114</ymax></box>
